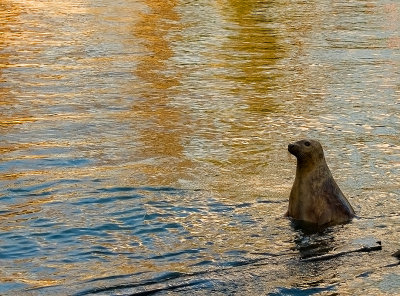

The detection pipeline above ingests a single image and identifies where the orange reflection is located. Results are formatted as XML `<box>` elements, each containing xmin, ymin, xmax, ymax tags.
<box><xmin>216</xmin><ymin>0</ymin><xmax>284</xmax><ymax>95</ymax></box>
<box><xmin>129</xmin><ymin>0</ymin><xmax>193</xmax><ymax>186</ymax></box>
<box><xmin>0</xmin><ymin>1</ymin><xmax>31</xmax><ymax>130</ymax></box>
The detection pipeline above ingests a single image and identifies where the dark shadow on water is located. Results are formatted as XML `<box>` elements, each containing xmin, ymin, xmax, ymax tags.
<box><xmin>290</xmin><ymin>219</ymin><xmax>336</xmax><ymax>260</ymax></box>
<box><xmin>290</xmin><ymin>219</ymin><xmax>327</xmax><ymax>235</ymax></box>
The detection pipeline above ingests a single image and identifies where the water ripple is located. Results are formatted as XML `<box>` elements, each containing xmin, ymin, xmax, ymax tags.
<box><xmin>0</xmin><ymin>0</ymin><xmax>399</xmax><ymax>295</ymax></box>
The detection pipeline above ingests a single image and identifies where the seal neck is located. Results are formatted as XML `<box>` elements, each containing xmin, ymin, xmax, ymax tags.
<box><xmin>296</xmin><ymin>157</ymin><xmax>328</xmax><ymax>176</ymax></box>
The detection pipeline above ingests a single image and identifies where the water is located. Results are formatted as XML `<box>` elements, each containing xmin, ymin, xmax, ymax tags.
<box><xmin>0</xmin><ymin>0</ymin><xmax>399</xmax><ymax>295</ymax></box>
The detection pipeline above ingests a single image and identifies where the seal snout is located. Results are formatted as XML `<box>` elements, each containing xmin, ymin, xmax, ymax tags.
<box><xmin>288</xmin><ymin>143</ymin><xmax>297</xmax><ymax>155</ymax></box>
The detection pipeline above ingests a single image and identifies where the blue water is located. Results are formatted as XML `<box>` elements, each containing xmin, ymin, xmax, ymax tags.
<box><xmin>0</xmin><ymin>0</ymin><xmax>399</xmax><ymax>295</ymax></box>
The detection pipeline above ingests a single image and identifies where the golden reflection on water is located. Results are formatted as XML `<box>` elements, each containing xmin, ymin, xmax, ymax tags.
<box><xmin>129</xmin><ymin>0</ymin><xmax>194</xmax><ymax>186</ymax></box>
<box><xmin>0</xmin><ymin>2</ymin><xmax>28</xmax><ymax>129</ymax></box>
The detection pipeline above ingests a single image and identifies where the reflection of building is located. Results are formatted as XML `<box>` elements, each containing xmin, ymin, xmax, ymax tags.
<box><xmin>130</xmin><ymin>0</ymin><xmax>193</xmax><ymax>186</ymax></box>
<box><xmin>216</xmin><ymin>0</ymin><xmax>284</xmax><ymax>98</ymax></box>
<box><xmin>0</xmin><ymin>2</ymin><xmax>35</xmax><ymax>178</ymax></box>
<box><xmin>0</xmin><ymin>2</ymin><xmax>27</xmax><ymax>131</ymax></box>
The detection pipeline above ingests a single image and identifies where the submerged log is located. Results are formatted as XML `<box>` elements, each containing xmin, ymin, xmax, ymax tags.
<box><xmin>301</xmin><ymin>241</ymin><xmax>382</xmax><ymax>262</ymax></box>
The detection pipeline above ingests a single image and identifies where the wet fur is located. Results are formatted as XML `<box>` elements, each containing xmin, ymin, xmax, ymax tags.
<box><xmin>287</xmin><ymin>139</ymin><xmax>355</xmax><ymax>226</ymax></box>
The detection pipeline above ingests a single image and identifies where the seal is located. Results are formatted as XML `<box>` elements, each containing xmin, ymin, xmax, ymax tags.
<box><xmin>287</xmin><ymin>139</ymin><xmax>355</xmax><ymax>226</ymax></box>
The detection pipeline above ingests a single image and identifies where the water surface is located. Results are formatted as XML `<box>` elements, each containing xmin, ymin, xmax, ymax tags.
<box><xmin>0</xmin><ymin>0</ymin><xmax>399</xmax><ymax>295</ymax></box>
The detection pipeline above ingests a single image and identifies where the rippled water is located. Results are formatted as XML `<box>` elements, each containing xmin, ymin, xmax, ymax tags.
<box><xmin>0</xmin><ymin>0</ymin><xmax>399</xmax><ymax>295</ymax></box>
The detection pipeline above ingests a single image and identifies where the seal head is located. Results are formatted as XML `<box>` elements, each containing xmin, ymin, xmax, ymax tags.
<box><xmin>287</xmin><ymin>139</ymin><xmax>355</xmax><ymax>226</ymax></box>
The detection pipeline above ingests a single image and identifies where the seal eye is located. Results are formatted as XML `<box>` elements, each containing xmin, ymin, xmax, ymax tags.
<box><xmin>304</xmin><ymin>141</ymin><xmax>311</xmax><ymax>147</ymax></box>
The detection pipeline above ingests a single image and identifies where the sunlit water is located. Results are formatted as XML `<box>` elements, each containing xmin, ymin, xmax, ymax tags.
<box><xmin>0</xmin><ymin>0</ymin><xmax>399</xmax><ymax>295</ymax></box>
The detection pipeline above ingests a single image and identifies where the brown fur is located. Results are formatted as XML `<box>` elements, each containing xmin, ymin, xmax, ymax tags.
<box><xmin>287</xmin><ymin>139</ymin><xmax>355</xmax><ymax>226</ymax></box>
